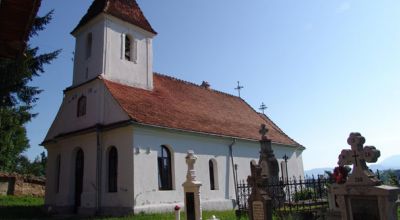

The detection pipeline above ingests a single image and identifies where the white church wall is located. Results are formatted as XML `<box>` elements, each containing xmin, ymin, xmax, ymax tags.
<box><xmin>72</xmin><ymin>16</ymin><xmax>105</xmax><ymax>86</ymax></box>
<box><xmin>44</xmin><ymin>79</ymin><xmax>129</xmax><ymax>141</ymax></box>
<box><xmin>103</xmin><ymin>15</ymin><xmax>154</xmax><ymax>90</ymax></box>
<box><xmin>44</xmin><ymin>133</ymin><xmax>98</xmax><ymax>211</ymax></box>
<box><xmin>100</xmin><ymin>126</ymin><xmax>134</xmax><ymax>209</ymax></box>
<box><xmin>131</xmin><ymin>125</ymin><xmax>305</xmax><ymax>213</ymax></box>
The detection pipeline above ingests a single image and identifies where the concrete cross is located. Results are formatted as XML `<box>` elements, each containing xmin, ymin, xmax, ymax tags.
<box><xmin>259</xmin><ymin>124</ymin><xmax>268</xmax><ymax>140</ymax></box>
<box><xmin>338</xmin><ymin>133</ymin><xmax>380</xmax><ymax>170</ymax></box>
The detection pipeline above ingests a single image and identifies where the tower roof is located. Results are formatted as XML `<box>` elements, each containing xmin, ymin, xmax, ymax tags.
<box><xmin>71</xmin><ymin>0</ymin><xmax>156</xmax><ymax>35</ymax></box>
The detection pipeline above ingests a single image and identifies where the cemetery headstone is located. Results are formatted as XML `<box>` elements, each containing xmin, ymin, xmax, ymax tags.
<box><xmin>182</xmin><ymin>150</ymin><xmax>202</xmax><ymax>220</ymax></box>
<box><xmin>328</xmin><ymin>132</ymin><xmax>400</xmax><ymax>220</ymax></box>
<box><xmin>247</xmin><ymin>124</ymin><xmax>279</xmax><ymax>220</ymax></box>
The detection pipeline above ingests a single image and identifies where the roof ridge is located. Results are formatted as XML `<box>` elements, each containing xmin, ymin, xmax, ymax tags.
<box><xmin>154</xmin><ymin>72</ymin><xmax>242</xmax><ymax>100</ymax></box>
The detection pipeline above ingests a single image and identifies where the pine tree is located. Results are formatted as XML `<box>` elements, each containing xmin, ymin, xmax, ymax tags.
<box><xmin>0</xmin><ymin>10</ymin><xmax>60</xmax><ymax>172</ymax></box>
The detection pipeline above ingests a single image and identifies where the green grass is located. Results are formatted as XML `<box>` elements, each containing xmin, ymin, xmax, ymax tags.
<box><xmin>0</xmin><ymin>195</ymin><xmax>243</xmax><ymax>220</ymax></box>
<box><xmin>0</xmin><ymin>195</ymin><xmax>48</xmax><ymax>219</ymax></box>
<box><xmin>1</xmin><ymin>195</ymin><xmax>399</xmax><ymax>220</ymax></box>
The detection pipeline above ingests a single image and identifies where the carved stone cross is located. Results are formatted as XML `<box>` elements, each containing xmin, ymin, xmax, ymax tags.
<box><xmin>259</xmin><ymin>124</ymin><xmax>269</xmax><ymax>140</ymax></box>
<box><xmin>337</xmin><ymin>132</ymin><xmax>381</xmax><ymax>185</ymax></box>
<box><xmin>186</xmin><ymin>150</ymin><xmax>198</xmax><ymax>182</ymax></box>
<box><xmin>338</xmin><ymin>133</ymin><xmax>380</xmax><ymax>168</ymax></box>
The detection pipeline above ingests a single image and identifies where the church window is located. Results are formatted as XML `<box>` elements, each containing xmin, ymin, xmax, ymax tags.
<box><xmin>55</xmin><ymin>154</ymin><xmax>61</xmax><ymax>193</ymax></box>
<box><xmin>158</xmin><ymin>145</ymin><xmax>173</xmax><ymax>190</ymax></box>
<box><xmin>108</xmin><ymin>146</ymin><xmax>118</xmax><ymax>193</ymax></box>
<box><xmin>86</xmin><ymin>33</ymin><xmax>92</xmax><ymax>59</ymax></box>
<box><xmin>77</xmin><ymin>96</ymin><xmax>86</xmax><ymax>117</ymax></box>
<box><xmin>124</xmin><ymin>34</ymin><xmax>137</xmax><ymax>62</ymax></box>
<box><xmin>125</xmin><ymin>35</ymin><xmax>131</xmax><ymax>61</ymax></box>
<box><xmin>209</xmin><ymin>159</ymin><xmax>219</xmax><ymax>190</ymax></box>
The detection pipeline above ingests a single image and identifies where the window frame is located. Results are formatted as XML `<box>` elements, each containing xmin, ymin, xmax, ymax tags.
<box><xmin>158</xmin><ymin>145</ymin><xmax>173</xmax><ymax>190</ymax></box>
<box><xmin>77</xmin><ymin>95</ymin><xmax>87</xmax><ymax>117</ymax></box>
<box><xmin>86</xmin><ymin>33</ymin><xmax>92</xmax><ymax>59</ymax></box>
<box><xmin>108</xmin><ymin>146</ymin><xmax>118</xmax><ymax>193</ymax></box>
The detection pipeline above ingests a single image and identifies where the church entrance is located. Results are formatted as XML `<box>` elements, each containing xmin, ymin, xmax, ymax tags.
<box><xmin>74</xmin><ymin>149</ymin><xmax>84</xmax><ymax>213</ymax></box>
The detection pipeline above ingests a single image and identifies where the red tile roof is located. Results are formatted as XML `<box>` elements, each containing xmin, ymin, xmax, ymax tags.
<box><xmin>104</xmin><ymin>73</ymin><xmax>302</xmax><ymax>147</ymax></box>
<box><xmin>71</xmin><ymin>0</ymin><xmax>156</xmax><ymax>35</ymax></box>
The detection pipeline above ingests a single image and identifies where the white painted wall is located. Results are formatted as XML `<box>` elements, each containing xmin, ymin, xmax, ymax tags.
<box><xmin>44</xmin><ymin>79</ymin><xmax>129</xmax><ymax>141</ymax></box>
<box><xmin>132</xmin><ymin>125</ymin><xmax>305</xmax><ymax>213</ymax></box>
<box><xmin>72</xmin><ymin>16</ymin><xmax>105</xmax><ymax>85</ymax></box>
<box><xmin>45</xmin><ymin>133</ymin><xmax>98</xmax><ymax>210</ymax></box>
<box><xmin>100</xmin><ymin>127</ymin><xmax>134</xmax><ymax>209</ymax></box>
<box><xmin>45</xmin><ymin>123</ymin><xmax>304</xmax><ymax>214</ymax></box>
<box><xmin>71</xmin><ymin>14</ymin><xmax>154</xmax><ymax>90</ymax></box>
<box><xmin>103</xmin><ymin>15</ymin><xmax>154</xmax><ymax>90</ymax></box>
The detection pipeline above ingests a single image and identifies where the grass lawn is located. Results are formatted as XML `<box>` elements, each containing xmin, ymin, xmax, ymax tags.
<box><xmin>1</xmin><ymin>195</ymin><xmax>399</xmax><ymax>220</ymax></box>
<box><xmin>0</xmin><ymin>196</ymin><xmax>243</xmax><ymax>220</ymax></box>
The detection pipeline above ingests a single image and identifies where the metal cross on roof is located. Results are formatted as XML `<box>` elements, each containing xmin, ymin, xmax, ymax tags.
<box><xmin>259</xmin><ymin>102</ymin><xmax>267</xmax><ymax>114</ymax></box>
<box><xmin>234</xmin><ymin>81</ymin><xmax>244</xmax><ymax>98</ymax></box>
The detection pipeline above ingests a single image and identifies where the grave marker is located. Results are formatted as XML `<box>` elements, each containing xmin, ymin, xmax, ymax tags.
<box><xmin>182</xmin><ymin>150</ymin><xmax>202</xmax><ymax>220</ymax></box>
<box><xmin>328</xmin><ymin>133</ymin><xmax>400</xmax><ymax>220</ymax></box>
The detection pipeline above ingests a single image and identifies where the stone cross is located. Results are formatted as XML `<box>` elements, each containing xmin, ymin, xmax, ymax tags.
<box><xmin>259</xmin><ymin>124</ymin><xmax>269</xmax><ymax>140</ymax></box>
<box><xmin>337</xmin><ymin>132</ymin><xmax>381</xmax><ymax>185</ymax></box>
<box><xmin>186</xmin><ymin>150</ymin><xmax>198</xmax><ymax>182</ymax></box>
<box><xmin>338</xmin><ymin>133</ymin><xmax>380</xmax><ymax>168</ymax></box>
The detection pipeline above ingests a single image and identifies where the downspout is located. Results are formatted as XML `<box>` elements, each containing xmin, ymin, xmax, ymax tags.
<box><xmin>228</xmin><ymin>139</ymin><xmax>238</xmax><ymax>206</ymax></box>
<box><xmin>96</xmin><ymin>125</ymin><xmax>102</xmax><ymax>214</ymax></box>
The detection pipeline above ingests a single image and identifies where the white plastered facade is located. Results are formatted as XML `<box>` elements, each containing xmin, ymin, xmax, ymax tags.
<box><xmin>43</xmin><ymin>12</ymin><xmax>305</xmax><ymax>215</ymax></box>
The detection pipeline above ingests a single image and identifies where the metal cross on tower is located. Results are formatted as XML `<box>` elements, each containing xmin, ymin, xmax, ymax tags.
<box><xmin>234</xmin><ymin>81</ymin><xmax>243</xmax><ymax>97</ymax></box>
<box><xmin>259</xmin><ymin>102</ymin><xmax>267</xmax><ymax>114</ymax></box>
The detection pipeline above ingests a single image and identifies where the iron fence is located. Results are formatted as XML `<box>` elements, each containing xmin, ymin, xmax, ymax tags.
<box><xmin>236</xmin><ymin>176</ymin><xmax>332</xmax><ymax>218</ymax></box>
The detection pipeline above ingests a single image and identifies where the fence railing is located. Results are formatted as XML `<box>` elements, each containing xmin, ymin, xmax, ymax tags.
<box><xmin>236</xmin><ymin>176</ymin><xmax>332</xmax><ymax>218</ymax></box>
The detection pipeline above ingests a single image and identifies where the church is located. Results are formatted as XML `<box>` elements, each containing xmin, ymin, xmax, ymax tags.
<box><xmin>43</xmin><ymin>0</ymin><xmax>305</xmax><ymax>215</ymax></box>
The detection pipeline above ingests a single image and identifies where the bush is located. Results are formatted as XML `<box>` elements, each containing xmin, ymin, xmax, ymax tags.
<box><xmin>293</xmin><ymin>188</ymin><xmax>314</xmax><ymax>201</ymax></box>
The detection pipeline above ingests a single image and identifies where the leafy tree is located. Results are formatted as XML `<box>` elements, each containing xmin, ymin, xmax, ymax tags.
<box><xmin>15</xmin><ymin>152</ymin><xmax>47</xmax><ymax>177</ymax></box>
<box><xmin>0</xmin><ymin>10</ymin><xmax>60</xmax><ymax>172</ymax></box>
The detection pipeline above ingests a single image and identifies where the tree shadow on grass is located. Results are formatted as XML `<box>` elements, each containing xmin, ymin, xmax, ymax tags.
<box><xmin>0</xmin><ymin>205</ymin><xmax>50</xmax><ymax>220</ymax></box>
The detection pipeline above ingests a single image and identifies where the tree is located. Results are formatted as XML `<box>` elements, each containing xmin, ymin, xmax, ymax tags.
<box><xmin>15</xmin><ymin>152</ymin><xmax>47</xmax><ymax>177</ymax></box>
<box><xmin>0</xmin><ymin>10</ymin><xmax>60</xmax><ymax>172</ymax></box>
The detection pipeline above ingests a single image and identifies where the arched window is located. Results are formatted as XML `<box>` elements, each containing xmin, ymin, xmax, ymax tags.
<box><xmin>74</xmin><ymin>148</ymin><xmax>84</xmax><ymax>212</ymax></box>
<box><xmin>125</xmin><ymin>35</ymin><xmax>131</xmax><ymax>61</ymax></box>
<box><xmin>77</xmin><ymin>96</ymin><xmax>86</xmax><ymax>117</ymax></box>
<box><xmin>158</xmin><ymin>145</ymin><xmax>172</xmax><ymax>190</ymax></box>
<box><xmin>108</xmin><ymin>147</ymin><xmax>118</xmax><ymax>192</ymax></box>
<box><xmin>209</xmin><ymin>160</ymin><xmax>215</xmax><ymax>190</ymax></box>
<box><xmin>209</xmin><ymin>159</ymin><xmax>219</xmax><ymax>190</ymax></box>
<box><xmin>86</xmin><ymin>33</ymin><xmax>92</xmax><ymax>59</ymax></box>
<box><xmin>55</xmin><ymin>154</ymin><xmax>61</xmax><ymax>193</ymax></box>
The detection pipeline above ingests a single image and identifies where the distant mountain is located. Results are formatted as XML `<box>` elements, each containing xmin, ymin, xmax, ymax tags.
<box><xmin>304</xmin><ymin>168</ymin><xmax>331</xmax><ymax>177</ymax></box>
<box><xmin>379</xmin><ymin>155</ymin><xmax>400</xmax><ymax>169</ymax></box>
<box><xmin>305</xmin><ymin>154</ymin><xmax>400</xmax><ymax>176</ymax></box>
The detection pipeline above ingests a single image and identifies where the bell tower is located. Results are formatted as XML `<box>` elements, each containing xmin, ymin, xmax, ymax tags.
<box><xmin>70</xmin><ymin>0</ymin><xmax>157</xmax><ymax>90</ymax></box>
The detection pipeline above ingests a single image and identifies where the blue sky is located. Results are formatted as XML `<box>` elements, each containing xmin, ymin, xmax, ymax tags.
<box><xmin>27</xmin><ymin>0</ymin><xmax>400</xmax><ymax>170</ymax></box>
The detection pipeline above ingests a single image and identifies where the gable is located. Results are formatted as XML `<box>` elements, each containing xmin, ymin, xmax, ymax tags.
<box><xmin>44</xmin><ymin>79</ymin><xmax>130</xmax><ymax>142</ymax></box>
<box><xmin>104</xmin><ymin>73</ymin><xmax>302</xmax><ymax>147</ymax></box>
